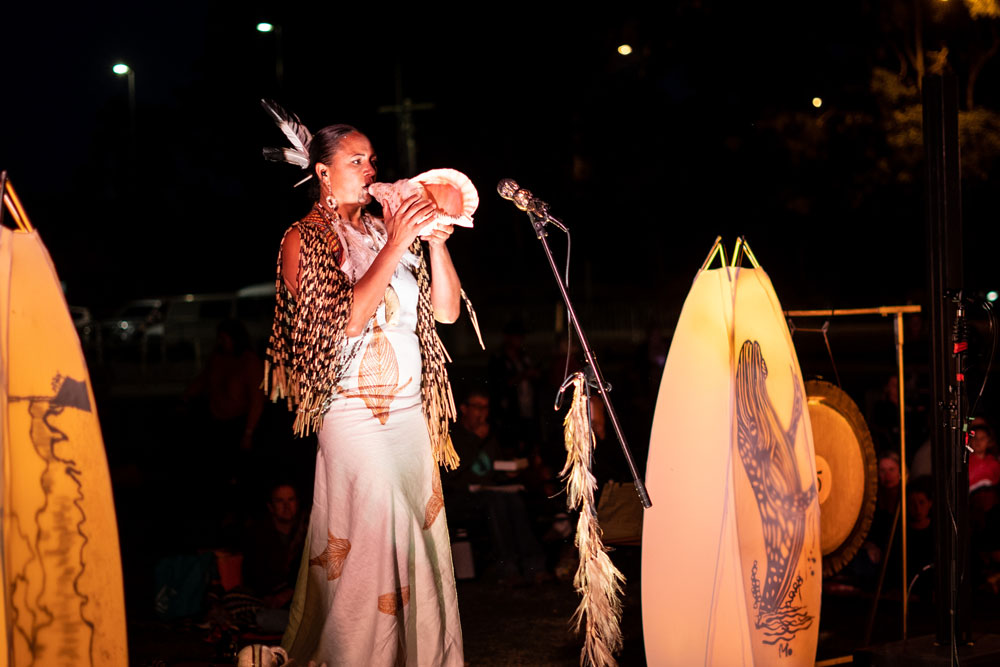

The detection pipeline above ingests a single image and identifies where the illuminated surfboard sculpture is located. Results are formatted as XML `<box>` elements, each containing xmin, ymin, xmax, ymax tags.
<box><xmin>0</xmin><ymin>216</ymin><xmax>128</xmax><ymax>664</ymax></box>
<box><xmin>642</xmin><ymin>239</ymin><xmax>820</xmax><ymax>666</ymax></box>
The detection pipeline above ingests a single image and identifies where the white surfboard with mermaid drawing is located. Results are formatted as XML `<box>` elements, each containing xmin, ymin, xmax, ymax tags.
<box><xmin>642</xmin><ymin>239</ymin><xmax>821</xmax><ymax>666</ymax></box>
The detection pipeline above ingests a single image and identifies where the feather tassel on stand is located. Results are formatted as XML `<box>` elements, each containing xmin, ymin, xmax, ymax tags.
<box><xmin>560</xmin><ymin>374</ymin><xmax>626</xmax><ymax>667</ymax></box>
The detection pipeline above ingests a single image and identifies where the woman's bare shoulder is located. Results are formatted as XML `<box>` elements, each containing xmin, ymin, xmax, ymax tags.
<box><xmin>280</xmin><ymin>226</ymin><xmax>301</xmax><ymax>258</ymax></box>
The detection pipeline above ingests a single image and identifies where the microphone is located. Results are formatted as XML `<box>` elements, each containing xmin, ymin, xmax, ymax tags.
<box><xmin>497</xmin><ymin>178</ymin><xmax>542</xmax><ymax>211</ymax></box>
<box><xmin>497</xmin><ymin>178</ymin><xmax>519</xmax><ymax>201</ymax></box>
<box><xmin>496</xmin><ymin>178</ymin><xmax>568</xmax><ymax>231</ymax></box>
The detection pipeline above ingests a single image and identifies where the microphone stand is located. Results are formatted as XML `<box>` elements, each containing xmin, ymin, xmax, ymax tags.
<box><xmin>524</xmin><ymin>207</ymin><xmax>652</xmax><ymax>509</ymax></box>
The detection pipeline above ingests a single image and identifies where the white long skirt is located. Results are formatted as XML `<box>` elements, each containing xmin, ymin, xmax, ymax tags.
<box><xmin>283</xmin><ymin>266</ymin><xmax>463</xmax><ymax>666</ymax></box>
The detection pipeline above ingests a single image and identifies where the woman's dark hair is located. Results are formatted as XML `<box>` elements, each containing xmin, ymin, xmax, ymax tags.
<box><xmin>309</xmin><ymin>124</ymin><xmax>360</xmax><ymax>167</ymax></box>
<box><xmin>306</xmin><ymin>124</ymin><xmax>360</xmax><ymax>200</ymax></box>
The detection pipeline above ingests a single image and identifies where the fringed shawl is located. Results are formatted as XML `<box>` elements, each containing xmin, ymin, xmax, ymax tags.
<box><xmin>263</xmin><ymin>205</ymin><xmax>459</xmax><ymax>469</ymax></box>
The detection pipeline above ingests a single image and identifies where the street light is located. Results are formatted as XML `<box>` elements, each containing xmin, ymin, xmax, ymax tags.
<box><xmin>618</xmin><ymin>44</ymin><xmax>633</xmax><ymax>56</ymax></box>
<box><xmin>113</xmin><ymin>62</ymin><xmax>136</xmax><ymax>161</ymax></box>
<box><xmin>812</xmin><ymin>97</ymin><xmax>823</xmax><ymax>108</ymax></box>
<box><xmin>256</xmin><ymin>22</ymin><xmax>283</xmax><ymax>88</ymax></box>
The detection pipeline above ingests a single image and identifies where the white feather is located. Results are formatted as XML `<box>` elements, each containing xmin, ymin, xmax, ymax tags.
<box><xmin>263</xmin><ymin>146</ymin><xmax>310</xmax><ymax>169</ymax></box>
<box><xmin>260</xmin><ymin>98</ymin><xmax>312</xmax><ymax>158</ymax></box>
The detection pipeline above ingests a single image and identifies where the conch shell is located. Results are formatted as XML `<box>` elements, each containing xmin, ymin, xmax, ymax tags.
<box><xmin>367</xmin><ymin>168</ymin><xmax>478</xmax><ymax>237</ymax></box>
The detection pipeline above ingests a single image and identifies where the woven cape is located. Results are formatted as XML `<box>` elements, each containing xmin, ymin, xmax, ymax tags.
<box><xmin>263</xmin><ymin>205</ymin><xmax>459</xmax><ymax>469</ymax></box>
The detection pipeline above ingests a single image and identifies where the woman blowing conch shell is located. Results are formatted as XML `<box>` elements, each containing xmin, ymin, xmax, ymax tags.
<box><xmin>260</xmin><ymin>99</ymin><xmax>475</xmax><ymax>667</ymax></box>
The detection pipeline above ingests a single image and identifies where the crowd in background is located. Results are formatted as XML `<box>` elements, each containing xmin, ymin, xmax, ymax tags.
<box><xmin>107</xmin><ymin>311</ymin><xmax>1000</xmax><ymax>658</ymax></box>
<box><xmin>135</xmin><ymin>316</ymin><xmax>657</xmax><ymax>657</ymax></box>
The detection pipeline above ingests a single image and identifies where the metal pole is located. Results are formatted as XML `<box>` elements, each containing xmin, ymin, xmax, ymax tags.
<box><xmin>922</xmin><ymin>70</ymin><xmax>968</xmax><ymax>650</ymax></box>
<box><xmin>127</xmin><ymin>69</ymin><xmax>136</xmax><ymax>167</ymax></box>
<box><xmin>896</xmin><ymin>312</ymin><xmax>909</xmax><ymax>638</ymax></box>
<box><xmin>528</xmin><ymin>211</ymin><xmax>651</xmax><ymax>508</ymax></box>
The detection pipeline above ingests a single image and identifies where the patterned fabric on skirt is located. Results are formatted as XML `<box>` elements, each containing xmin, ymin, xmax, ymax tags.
<box><xmin>282</xmin><ymin>255</ymin><xmax>463</xmax><ymax>666</ymax></box>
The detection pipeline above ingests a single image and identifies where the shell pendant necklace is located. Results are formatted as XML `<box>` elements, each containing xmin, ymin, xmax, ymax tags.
<box><xmin>317</xmin><ymin>204</ymin><xmax>397</xmax><ymax>324</ymax></box>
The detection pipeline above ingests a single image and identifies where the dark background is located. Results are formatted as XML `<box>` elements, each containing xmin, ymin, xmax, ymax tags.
<box><xmin>5</xmin><ymin>2</ymin><xmax>999</xmax><ymax>317</ymax></box>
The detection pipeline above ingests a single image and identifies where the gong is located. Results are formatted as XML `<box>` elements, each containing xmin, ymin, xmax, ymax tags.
<box><xmin>806</xmin><ymin>379</ymin><xmax>878</xmax><ymax>577</ymax></box>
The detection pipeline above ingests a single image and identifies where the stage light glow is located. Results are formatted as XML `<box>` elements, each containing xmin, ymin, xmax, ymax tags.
<box><xmin>812</xmin><ymin>97</ymin><xmax>823</xmax><ymax>108</ymax></box>
<box><xmin>112</xmin><ymin>63</ymin><xmax>130</xmax><ymax>75</ymax></box>
<box><xmin>618</xmin><ymin>44</ymin><xmax>633</xmax><ymax>56</ymax></box>
<box><xmin>257</xmin><ymin>22</ymin><xmax>274</xmax><ymax>33</ymax></box>
<box><xmin>987</xmin><ymin>291</ymin><xmax>998</xmax><ymax>302</ymax></box>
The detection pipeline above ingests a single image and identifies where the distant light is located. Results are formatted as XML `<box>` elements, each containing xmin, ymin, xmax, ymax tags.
<box><xmin>256</xmin><ymin>22</ymin><xmax>274</xmax><ymax>33</ymax></box>
<box><xmin>988</xmin><ymin>291</ymin><xmax>998</xmax><ymax>302</ymax></box>
<box><xmin>812</xmin><ymin>97</ymin><xmax>823</xmax><ymax>108</ymax></box>
<box><xmin>184</xmin><ymin>294</ymin><xmax>195</xmax><ymax>302</ymax></box>
<box><xmin>112</xmin><ymin>63</ymin><xmax>131</xmax><ymax>75</ymax></box>
<box><xmin>617</xmin><ymin>44</ymin><xmax>633</xmax><ymax>56</ymax></box>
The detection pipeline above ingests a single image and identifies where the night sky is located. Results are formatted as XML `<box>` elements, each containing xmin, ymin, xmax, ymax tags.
<box><xmin>4</xmin><ymin>2</ymin><xmax>1000</xmax><ymax>319</ymax></box>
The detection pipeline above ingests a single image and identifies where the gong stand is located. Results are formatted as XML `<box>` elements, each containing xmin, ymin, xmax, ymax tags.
<box><xmin>521</xmin><ymin>207</ymin><xmax>652</xmax><ymax>509</ymax></box>
<box><xmin>784</xmin><ymin>305</ymin><xmax>920</xmax><ymax>639</ymax></box>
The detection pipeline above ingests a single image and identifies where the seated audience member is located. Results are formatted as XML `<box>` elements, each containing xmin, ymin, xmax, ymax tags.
<box><xmin>969</xmin><ymin>416</ymin><xmax>1000</xmax><ymax>493</ymax></box>
<box><xmin>967</xmin><ymin>417</ymin><xmax>1000</xmax><ymax>591</ymax></box>
<box><xmin>444</xmin><ymin>389</ymin><xmax>498</xmax><ymax>517</ymax></box>
<box><xmin>243</xmin><ymin>483</ymin><xmax>305</xmax><ymax>600</ymax></box>
<box><xmin>445</xmin><ymin>389</ymin><xmax>547</xmax><ymax>585</ymax></box>
<box><xmin>230</xmin><ymin>482</ymin><xmax>306</xmax><ymax>631</ymax></box>
<box><xmin>844</xmin><ymin>451</ymin><xmax>904</xmax><ymax>588</ymax></box>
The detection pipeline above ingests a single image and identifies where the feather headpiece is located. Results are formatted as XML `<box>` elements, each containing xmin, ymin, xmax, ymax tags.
<box><xmin>261</xmin><ymin>99</ymin><xmax>314</xmax><ymax>186</ymax></box>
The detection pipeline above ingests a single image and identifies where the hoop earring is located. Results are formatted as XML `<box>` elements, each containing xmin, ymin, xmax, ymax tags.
<box><xmin>325</xmin><ymin>193</ymin><xmax>338</xmax><ymax>210</ymax></box>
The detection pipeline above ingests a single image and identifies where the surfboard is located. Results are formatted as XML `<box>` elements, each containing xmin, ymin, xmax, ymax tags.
<box><xmin>642</xmin><ymin>244</ymin><xmax>821</xmax><ymax>666</ymax></box>
<box><xmin>0</xmin><ymin>226</ymin><xmax>128</xmax><ymax>665</ymax></box>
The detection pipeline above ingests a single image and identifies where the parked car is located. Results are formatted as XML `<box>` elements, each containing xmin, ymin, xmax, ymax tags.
<box><xmin>102</xmin><ymin>298</ymin><xmax>165</xmax><ymax>345</ymax></box>
<box><xmin>235</xmin><ymin>282</ymin><xmax>276</xmax><ymax>353</ymax></box>
<box><xmin>160</xmin><ymin>292</ymin><xmax>237</xmax><ymax>366</ymax></box>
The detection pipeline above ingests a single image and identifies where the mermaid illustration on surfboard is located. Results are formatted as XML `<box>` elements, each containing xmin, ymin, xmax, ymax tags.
<box><xmin>735</xmin><ymin>339</ymin><xmax>817</xmax><ymax>645</ymax></box>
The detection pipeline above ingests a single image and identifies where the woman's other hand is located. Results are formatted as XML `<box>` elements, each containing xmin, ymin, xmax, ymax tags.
<box><xmin>384</xmin><ymin>193</ymin><xmax>435</xmax><ymax>250</ymax></box>
<box><xmin>421</xmin><ymin>223</ymin><xmax>454</xmax><ymax>248</ymax></box>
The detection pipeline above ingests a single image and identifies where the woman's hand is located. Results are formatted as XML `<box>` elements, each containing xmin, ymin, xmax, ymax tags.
<box><xmin>384</xmin><ymin>193</ymin><xmax>436</xmax><ymax>250</ymax></box>
<box><xmin>420</xmin><ymin>223</ymin><xmax>454</xmax><ymax>248</ymax></box>
<box><xmin>345</xmin><ymin>194</ymin><xmax>434</xmax><ymax>336</ymax></box>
